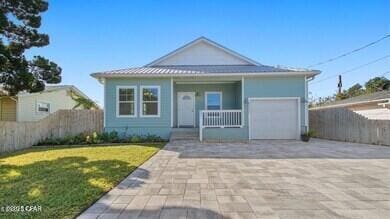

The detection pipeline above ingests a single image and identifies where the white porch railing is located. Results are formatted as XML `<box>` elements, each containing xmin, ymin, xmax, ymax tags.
<box><xmin>199</xmin><ymin>110</ymin><xmax>242</xmax><ymax>141</ymax></box>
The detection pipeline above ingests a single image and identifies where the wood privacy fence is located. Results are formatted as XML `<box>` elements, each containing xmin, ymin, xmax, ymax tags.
<box><xmin>0</xmin><ymin>110</ymin><xmax>103</xmax><ymax>153</ymax></box>
<box><xmin>310</xmin><ymin>108</ymin><xmax>390</xmax><ymax>146</ymax></box>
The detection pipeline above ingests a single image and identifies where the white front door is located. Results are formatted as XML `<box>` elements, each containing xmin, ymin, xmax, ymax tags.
<box><xmin>177</xmin><ymin>92</ymin><xmax>195</xmax><ymax>127</ymax></box>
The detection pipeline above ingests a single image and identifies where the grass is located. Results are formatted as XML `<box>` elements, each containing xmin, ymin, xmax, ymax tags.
<box><xmin>0</xmin><ymin>143</ymin><xmax>164</xmax><ymax>219</ymax></box>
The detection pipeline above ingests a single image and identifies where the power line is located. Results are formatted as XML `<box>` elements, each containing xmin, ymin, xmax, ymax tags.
<box><xmin>310</xmin><ymin>54</ymin><xmax>390</xmax><ymax>84</ymax></box>
<box><xmin>381</xmin><ymin>70</ymin><xmax>390</xmax><ymax>77</ymax></box>
<box><xmin>307</xmin><ymin>34</ymin><xmax>390</xmax><ymax>68</ymax></box>
<box><xmin>312</xmin><ymin>69</ymin><xmax>390</xmax><ymax>92</ymax></box>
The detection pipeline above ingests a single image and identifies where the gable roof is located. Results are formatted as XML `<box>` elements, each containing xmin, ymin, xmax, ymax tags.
<box><xmin>91</xmin><ymin>37</ymin><xmax>320</xmax><ymax>80</ymax></box>
<box><xmin>18</xmin><ymin>85</ymin><xmax>91</xmax><ymax>100</ymax></box>
<box><xmin>146</xmin><ymin>37</ymin><xmax>261</xmax><ymax>66</ymax></box>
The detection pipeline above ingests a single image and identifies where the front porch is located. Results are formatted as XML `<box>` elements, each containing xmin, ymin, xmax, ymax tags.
<box><xmin>172</xmin><ymin>77</ymin><xmax>245</xmax><ymax>141</ymax></box>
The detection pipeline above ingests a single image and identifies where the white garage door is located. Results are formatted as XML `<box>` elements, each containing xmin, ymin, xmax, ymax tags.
<box><xmin>249</xmin><ymin>98</ymin><xmax>300</xmax><ymax>139</ymax></box>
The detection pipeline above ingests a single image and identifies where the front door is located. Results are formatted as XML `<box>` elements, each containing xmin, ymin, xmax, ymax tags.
<box><xmin>177</xmin><ymin>92</ymin><xmax>195</xmax><ymax>127</ymax></box>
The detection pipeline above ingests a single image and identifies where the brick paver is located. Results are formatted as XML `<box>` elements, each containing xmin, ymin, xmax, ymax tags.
<box><xmin>79</xmin><ymin>139</ymin><xmax>390</xmax><ymax>219</ymax></box>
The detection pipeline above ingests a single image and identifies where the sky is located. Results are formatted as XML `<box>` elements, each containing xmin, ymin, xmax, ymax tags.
<box><xmin>27</xmin><ymin>0</ymin><xmax>390</xmax><ymax>106</ymax></box>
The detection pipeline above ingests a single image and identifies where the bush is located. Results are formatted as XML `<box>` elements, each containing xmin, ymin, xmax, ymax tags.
<box><xmin>35</xmin><ymin>131</ymin><xmax>167</xmax><ymax>146</ymax></box>
<box><xmin>302</xmin><ymin>130</ymin><xmax>316</xmax><ymax>137</ymax></box>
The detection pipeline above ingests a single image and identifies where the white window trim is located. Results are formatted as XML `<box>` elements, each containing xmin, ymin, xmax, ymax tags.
<box><xmin>205</xmin><ymin>91</ymin><xmax>223</xmax><ymax>110</ymax></box>
<box><xmin>140</xmin><ymin>85</ymin><xmax>161</xmax><ymax>118</ymax></box>
<box><xmin>36</xmin><ymin>101</ymin><xmax>51</xmax><ymax>114</ymax></box>
<box><xmin>116</xmin><ymin>85</ymin><xmax>137</xmax><ymax>118</ymax></box>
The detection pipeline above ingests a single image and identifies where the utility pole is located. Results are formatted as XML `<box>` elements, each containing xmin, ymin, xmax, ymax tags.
<box><xmin>337</xmin><ymin>75</ymin><xmax>342</xmax><ymax>94</ymax></box>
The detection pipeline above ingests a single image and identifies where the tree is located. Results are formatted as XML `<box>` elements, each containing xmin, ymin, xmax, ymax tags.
<box><xmin>335</xmin><ymin>91</ymin><xmax>348</xmax><ymax>100</ymax></box>
<box><xmin>0</xmin><ymin>0</ymin><xmax>61</xmax><ymax>96</ymax></box>
<box><xmin>71</xmin><ymin>92</ymin><xmax>99</xmax><ymax>110</ymax></box>
<box><xmin>365</xmin><ymin>77</ymin><xmax>390</xmax><ymax>93</ymax></box>
<box><xmin>346</xmin><ymin>83</ymin><xmax>364</xmax><ymax>97</ymax></box>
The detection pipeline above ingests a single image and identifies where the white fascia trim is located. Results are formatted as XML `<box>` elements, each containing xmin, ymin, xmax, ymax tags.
<box><xmin>91</xmin><ymin>71</ymin><xmax>320</xmax><ymax>80</ymax></box>
<box><xmin>116</xmin><ymin>85</ymin><xmax>137</xmax><ymax>118</ymax></box>
<box><xmin>140</xmin><ymin>85</ymin><xmax>161</xmax><ymax>118</ymax></box>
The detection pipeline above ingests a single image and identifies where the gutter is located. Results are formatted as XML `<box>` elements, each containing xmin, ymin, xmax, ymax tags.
<box><xmin>91</xmin><ymin>71</ymin><xmax>321</xmax><ymax>81</ymax></box>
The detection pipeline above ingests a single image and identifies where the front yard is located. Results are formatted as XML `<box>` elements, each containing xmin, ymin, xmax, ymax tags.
<box><xmin>0</xmin><ymin>144</ymin><xmax>164</xmax><ymax>219</ymax></box>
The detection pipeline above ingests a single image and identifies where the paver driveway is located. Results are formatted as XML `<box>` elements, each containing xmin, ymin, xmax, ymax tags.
<box><xmin>79</xmin><ymin>139</ymin><xmax>390</xmax><ymax>219</ymax></box>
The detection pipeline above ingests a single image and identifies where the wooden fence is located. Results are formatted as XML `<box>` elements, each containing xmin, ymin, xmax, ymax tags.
<box><xmin>310</xmin><ymin>108</ymin><xmax>390</xmax><ymax>146</ymax></box>
<box><xmin>0</xmin><ymin>110</ymin><xmax>103</xmax><ymax>153</ymax></box>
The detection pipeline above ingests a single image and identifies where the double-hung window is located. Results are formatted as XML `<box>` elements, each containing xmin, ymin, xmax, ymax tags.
<box><xmin>205</xmin><ymin>92</ymin><xmax>222</xmax><ymax>110</ymax></box>
<box><xmin>117</xmin><ymin>86</ymin><xmax>136</xmax><ymax>117</ymax></box>
<box><xmin>140</xmin><ymin>86</ymin><xmax>160</xmax><ymax>117</ymax></box>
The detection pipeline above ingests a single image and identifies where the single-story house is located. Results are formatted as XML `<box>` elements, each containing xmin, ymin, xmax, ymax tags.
<box><xmin>311</xmin><ymin>90</ymin><xmax>390</xmax><ymax>120</ymax></box>
<box><xmin>92</xmin><ymin>37</ymin><xmax>320</xmax><ymax>141</ymax></box>
<box><xmin>0</xmin><ymin>85</ymin><xmax>97</xmax><ymax>122</ymax></box>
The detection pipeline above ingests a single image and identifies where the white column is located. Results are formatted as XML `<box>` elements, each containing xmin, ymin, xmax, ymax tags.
<box><xmin>241</xmin><ymin>77</ymin><xmax>245</xmax><ymax>127</ymax></box>
<box><xmin>170</xmin><ymin>78</ymin><xmax>173</xmax><ymax>128</ymax></box>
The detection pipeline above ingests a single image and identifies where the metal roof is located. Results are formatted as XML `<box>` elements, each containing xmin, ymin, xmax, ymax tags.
<box><xmin>91</xmin><ymin>65</ymin><xmax>319</xmax><ymax>78</ymax></box>
<box><xmin>312</xmin><ymin>90</ymin><xmax>390</xmax><ymax>109</ymax></box>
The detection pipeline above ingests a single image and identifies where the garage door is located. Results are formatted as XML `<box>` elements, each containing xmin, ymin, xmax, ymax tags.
<box><xmin>249</xmin><ymin>98</ymin><xmax>299</xmax><ymax>139</ymax></box>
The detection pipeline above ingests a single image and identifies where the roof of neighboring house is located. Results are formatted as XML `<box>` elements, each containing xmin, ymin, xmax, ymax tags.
<box><xmin>91</xmin><ymin>37</ymin><xmax>320</xmax><ymax>80</ymax></box>
<box><xmin>17</xmin><ymin>85</ymin><xmax>95</xmax><ymax>103</ymax></box>
<box><xmin>312</xmin><ymin>90</ymin><xmax>390</xmax><ymax>109</ymax></box>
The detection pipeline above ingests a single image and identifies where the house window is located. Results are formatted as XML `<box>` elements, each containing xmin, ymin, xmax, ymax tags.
<box><xmin>37</xmin><ymin>102</ymin><xmax>50</xmax><ymax>113</ymax></box>
<box><xmin>117</xmin><ymin>86</ymin><xmax>136</xmax><ymax>117</ymax></box>
<box><xmin>205</xmin><ymin>92</ymin><xmax>222</xmax><ymax>110</ymax></box>
<box><xmin>140</xmin><ymin>86</ymin><xmax>160</xmax><ymax>117</ymax></box>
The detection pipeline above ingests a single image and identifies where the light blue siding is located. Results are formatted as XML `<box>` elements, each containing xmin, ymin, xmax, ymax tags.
<box><xmin>243</xmin><ymin>75</ymin><xmax>306</xmax><ymax>133</ymax></box>
<box><xmin>202</xmin><ymin>127</ymin><xmax>248</xmax><ymax>141</ymax></box>
<box><xmin>103</xmin><ymin>75</ymin><xmax>307</xmax><ymax>141</ymax></box>
<box><xmin>104</xmin><ymin>78</ymin><xmax>172</xmax><ymax>139</ymax></box>
<box><xmin>174</xmin><ymin>82</ymin><xmax>241</xmax><ymax>127</ymax></box>
<box><xmin>203</xmin><ymin>75</ymin><xmax>307</xmax><ymax>141</ymax></box>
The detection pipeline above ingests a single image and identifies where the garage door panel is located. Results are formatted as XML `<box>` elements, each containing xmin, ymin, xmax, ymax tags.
<box><xmin>250</xmin><ymin>99</ymin><xmax>299</xmax><ymax>139</ymax></box>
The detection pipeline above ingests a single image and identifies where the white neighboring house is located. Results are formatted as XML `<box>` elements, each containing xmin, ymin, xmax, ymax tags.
<box><xmin>12</xmin><ymin>85</ymin><xmax>96</xmax><ymax>122</ymax></box>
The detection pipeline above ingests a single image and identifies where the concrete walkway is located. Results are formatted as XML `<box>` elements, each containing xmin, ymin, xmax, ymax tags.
<box><xmin>79</xmin><ymin>139</ymin><xmax>390</xmax><ymax>219</ymax></box>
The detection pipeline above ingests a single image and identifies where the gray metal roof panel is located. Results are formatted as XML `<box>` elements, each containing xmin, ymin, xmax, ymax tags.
<box><xmin>91</xmin><ymin>65</ymin><xmax>317</xmax><ymax>77</ymax></box>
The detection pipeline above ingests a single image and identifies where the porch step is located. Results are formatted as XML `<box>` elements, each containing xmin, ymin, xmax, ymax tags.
<box><xmin>170</xmin><ymin>128</ymin><xmax>199</xmax><ymax>141</ymax></box>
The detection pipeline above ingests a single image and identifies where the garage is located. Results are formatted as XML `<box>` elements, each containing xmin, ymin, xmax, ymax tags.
<box><xmin>249</xmin><ymin>97</ymin><xmax>300</xmax><ymax>139</ymax></box>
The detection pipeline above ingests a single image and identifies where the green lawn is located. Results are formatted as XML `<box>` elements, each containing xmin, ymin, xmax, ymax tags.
<box><xmin>0</xmin><ymin>144</ymin><xmax>164</xmax><ymax>219</ymax></box>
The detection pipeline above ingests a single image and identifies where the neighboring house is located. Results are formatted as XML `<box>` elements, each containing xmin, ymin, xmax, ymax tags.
<box><xmin>92</xmin><ymin>37</ymin><xmax>320</xmax><ymax>141</ymax></box>
<box><xmin>0</xmin><ymin>96</ymin><xmax>17</xmax><ymax>121</ymax></box>
<box><xmin>311</xmin><ymin>90</ymin><xmax>390</xmax><ymax>120</ymax></box>
<box><xmin>0</xmin><ymin>85</ymin><xmax>97</xmax><ymax>122</ymax></box>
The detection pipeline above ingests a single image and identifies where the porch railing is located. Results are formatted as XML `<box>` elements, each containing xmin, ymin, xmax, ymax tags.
<box><xmin>199</xmin><ymin>110</ymin><xmax>242</xmax><ymax>141</ymax></box>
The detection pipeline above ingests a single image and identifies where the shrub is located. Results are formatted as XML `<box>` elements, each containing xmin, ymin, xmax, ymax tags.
<box><xmin>35</xmin><ymin>131</ymin><xmax>167</xmax><ymax>146</ymax></box>
<box><xmin>302</xmin><ymin>130</ymin><xmax>316</xmax><ymax>137</ymax></box>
